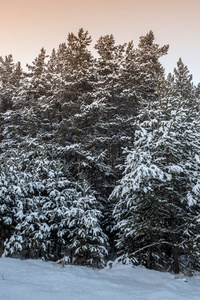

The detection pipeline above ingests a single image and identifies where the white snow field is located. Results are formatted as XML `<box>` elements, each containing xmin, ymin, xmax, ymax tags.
<box><xmin>1</xmin><ymin>258</ymin><xmax>200</xmax><ymax>300</ymax></box>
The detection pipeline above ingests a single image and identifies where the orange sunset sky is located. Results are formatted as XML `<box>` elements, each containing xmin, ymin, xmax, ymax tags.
<box><xmin>0</xmin><ymin>0</ymin><xmax>200</xmax><ymax>84</ymax></box>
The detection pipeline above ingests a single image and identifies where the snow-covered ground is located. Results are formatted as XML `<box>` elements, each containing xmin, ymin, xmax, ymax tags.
<box><xmin>1</xmin><ymin>257</ymin><xmax>200</xmax><ymax>300</ymax></box>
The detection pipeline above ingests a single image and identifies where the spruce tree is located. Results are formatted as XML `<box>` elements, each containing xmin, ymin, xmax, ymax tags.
<box><xmin>121</xmin><ymin>31</ymin><xmax>169</xmax><ymax>102</ymax></box>
<box><xmin>172</xmin><ymin>58</ymin><xmax>195</xmax><ymax>102</ymax></box>
<box><xmin>112</xmin><ymin>80</ymin><xmax>200</xmax><ymax>273</ymax></box>
<box><xmin>67</xmin><ymin>180</ymin><xmax>108</xmax><ymax>267</ymax></box>
<box><xmin>0</xmin><ymin>56</ymin><xmax>23</xmax><ymax>112</ymax></box>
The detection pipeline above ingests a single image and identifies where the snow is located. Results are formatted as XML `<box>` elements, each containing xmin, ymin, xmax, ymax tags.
<box><xmin>1</xmin><ymin>258</ymin><xmax>200</xmax><ymax>300</ymax></box>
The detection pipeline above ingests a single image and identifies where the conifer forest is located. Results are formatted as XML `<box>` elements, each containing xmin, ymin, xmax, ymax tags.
<box><xmin>1</xmin><ymin>28</ymin><xmax>200</xmax><ymax>274</ymax></box>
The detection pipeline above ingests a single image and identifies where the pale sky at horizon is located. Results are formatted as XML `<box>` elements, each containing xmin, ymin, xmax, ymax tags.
<box><xmin>0</xmin><ymin>0</ymin><xmax>200</xmax><ymax>84</ymax></box>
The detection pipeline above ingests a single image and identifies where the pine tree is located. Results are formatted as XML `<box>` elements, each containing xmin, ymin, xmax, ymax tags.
<box><xmin>122</xmin><ymin>31</ymin><xmax>169</xmax><ymax>102</ymax></box>
<box><xmin>112</xmin><ymin>80</ymin><xmax>200</xmax><ymax>273</ymax></box>
<box><xmin>0</xmin><ymin>56</ymin><xmax>23</xmax><ymax>112</ymax></box>
<box><xmin>13</xmin><ymin>48</ymin><xmax>49</xmax><ymax>110</ymax></box>
<box><xmin>93</xmin><ymin>34</ymin><xmax>125</xmax><ymax>170</ymax></box>
<box><xmin>172</xmin><ymin>58</ymin><xmax>195</xmax><ymax>103</ymax></box>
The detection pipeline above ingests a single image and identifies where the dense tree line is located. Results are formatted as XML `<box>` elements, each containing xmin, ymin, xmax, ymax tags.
<box><xmin>0</xmin><ymin>29</ymin><xmax>200</xmax><ymax>273</ymax></box>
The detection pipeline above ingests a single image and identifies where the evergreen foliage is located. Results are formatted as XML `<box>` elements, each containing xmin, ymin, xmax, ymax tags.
<box><xmin>67</xmin><ymin>179</ymin><xmax>108</xmax><ymax>267</ymax></box>
<box><xmin>0</xmin><ymin>29</ymin><xmax>199</xmax><ymax>273</ymax></box>
<box><xmin>112</xmin><ymin>80</ymin><xmax>200</xmax><ymax>273</ymax></box>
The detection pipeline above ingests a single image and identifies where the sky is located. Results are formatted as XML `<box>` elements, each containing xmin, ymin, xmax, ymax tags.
<box><xmin>0</xmin><ymin>0</ymin><xmax>200</xmax><ymax>84</ymax></box>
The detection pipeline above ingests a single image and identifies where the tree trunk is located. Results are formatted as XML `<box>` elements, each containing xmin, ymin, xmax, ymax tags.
<box><xmin>0</xmin><ymin>127</ymin><xmax>3</xmax><ymax>143</ymax></box>
<box><xmin>172</xmin><ymin>238</ymin><xmax>179</xmax><ymax>274</ymax></box>
<box><xmin>170</xmin><ymin>214</ymin><xmax>179</xmax><ymax>274</ymax></box>
<box><xmin>106</xmin><ymin>111</ymin><xmax>110</xmax><ymax>165</ymax></box>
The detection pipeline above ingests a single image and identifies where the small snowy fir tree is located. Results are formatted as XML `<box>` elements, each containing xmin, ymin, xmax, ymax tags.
<box><xmin>67</xmin><ymin>179</ymin><xmax>108</xmax><ymax>268</ymax></box>
<box><xmin>2</xmin><ymin>145</ymin><xmax>74</xmax><ymax>259</ymax></box>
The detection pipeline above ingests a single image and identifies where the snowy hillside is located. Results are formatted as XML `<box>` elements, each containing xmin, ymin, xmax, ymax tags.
<box><xmin>1</xmin><ymin>258</ymin><xmax>200</xmax><ymax>300</ymax></box>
